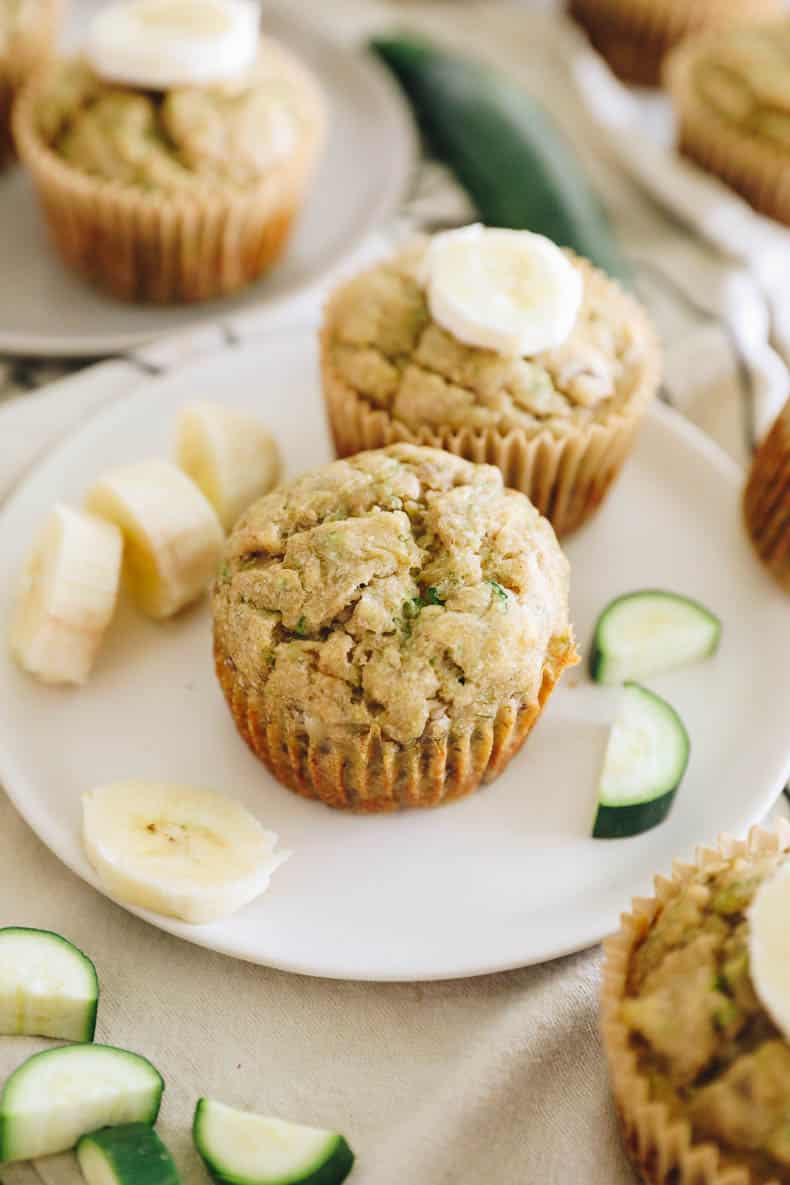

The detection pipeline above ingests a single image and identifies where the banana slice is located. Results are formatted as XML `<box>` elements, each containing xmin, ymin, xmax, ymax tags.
<box><xmin>87</xmin><ymin>0</ymin><xmax>259</xmax><ymax>90</ymax></box>
<box><xmin>9</xmin><ymin>504</ymin><xmax>122</xmax><ymax>686</ymax></box>
<box><xmin>176</xmin><ymin>402</ymin><xmax>282</xmax><ymax>533</ymax></box>
<box><xmin>748</xmin><ymin>861</ymin><xmax>790</xmax><ymax>1040</ymax></box>
<box><xmin>419</xmin><ymin>224</ymin><xmax>583</xmax><ymax>356</ymax></box>
<box><xmin>82</xmin><ymin>781</ymin><xmax>290</xmax><ymax>924</ymax></box>
<box><xmin>86</xmin><ymin>459</ymin><xmax>223</xmax><ymax>620</ymax></box>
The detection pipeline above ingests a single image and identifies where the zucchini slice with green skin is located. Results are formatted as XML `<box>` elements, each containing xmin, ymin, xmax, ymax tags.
<box><xmin>0</xmin><ymin>1045</ymin><xmax>164</xmax><ymax>1163</ymax></box>
<box><xmin>0</xmin><ymin>927</ymin><xmax>98</xmax><ymax>1042</ymax></box>
<box><xmin>593</xmin><ymin>683</ymin><xmax>690</xmax><ymax>839</ymax></box>
<box><xmin>370</xmin><ymin>35</ymin><xmax>632</xmax><ymax>286</ymax></box>
<box><xmin>77</xmin><ymin>1125</ymin><xmax>181</xmax><ymax>1185</ymax></box>
<box><xmin>589</xmin><ymin>590</ymin><xmax>721</xmax><ymax>685</ymax></box>
<box><xmin>193</xmin><ymin>1099</ymin><xmax>354</xmax><ymax>1185</ymax></box>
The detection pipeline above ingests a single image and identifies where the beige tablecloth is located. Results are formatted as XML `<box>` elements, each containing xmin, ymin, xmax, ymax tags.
<box><xmin>2</xmin><ymin>5</ymin><xmax>790</xmax><ymax>1185</ymax></box>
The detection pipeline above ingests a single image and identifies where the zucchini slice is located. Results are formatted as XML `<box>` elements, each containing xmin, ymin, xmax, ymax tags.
<box><xmin>0</xmin><ymin>927</ymin><xmax>98</xmax><ymax>1042</ymax></box>
<box><xmin>193</xmin><ymin>1098</ymin><xmax>354</xmax><ymax>1185</ymax></box>
<box><xmin>589</xmin><ymin>590</ymin><xmax>721</xmax><ymax>685</ymax></box>
<box><xmin>77</xmin><ymin>1125</ymin><xmax>180</xmax><ymax>1185</ymax></box>
<box><xmin>593</xmin><ymin>683</ymin><xmax>690</xmax><ymax>839</ymax></box>
<box><xmin>0</xmin><ymin>1045</ymin><xmax>164</xmax><ymax>1162</ymax></box>
<box><xmin>371</xmin><ymin>35</ymin><xmax>632</xmax><ymax>286</ymax></box>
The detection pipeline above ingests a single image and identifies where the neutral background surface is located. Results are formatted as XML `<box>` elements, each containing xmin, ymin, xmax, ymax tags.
<box><xmin>2</xmin><ymin>2</ymin><xmax>790</xmax><ymax>1184</ymax></box>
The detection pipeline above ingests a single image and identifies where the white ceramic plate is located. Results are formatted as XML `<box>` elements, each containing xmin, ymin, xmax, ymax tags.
<box><xmin>1</xmin><ymin>334</ymin><xmax>789</xmax><ymax>981</ymax></box>
<box><xmin>0</xmin><ymin>5</ymin><xmax>416</xmax><ymax>357</ymax></box>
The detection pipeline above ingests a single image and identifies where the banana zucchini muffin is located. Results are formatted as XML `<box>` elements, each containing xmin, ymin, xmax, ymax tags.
<box><xmin>744</xmin><ymin>398</ymin><xmax>790</xmax><ymax>594</ymax></box>
<box><xmin>667</xmin><ymin>21</ymin><xmax>790</xmax><ymax>226</ymax></box>
<box><xmin>0</xmin><ymin>0</ymin><xmax>60</xmax><ymax>167</ymax></box>
<box><xmin>602</xmin><ymin>825</ymin><xmax>790</xmax><ymax>1185</ymax></box>
<box><xmin>569</xmin><ymin>0</ymin><xmax>782</xmax><ymax>88</ymax></box>
<box><xmin>13</xmin><ymin>42</ymin><xmax>325</xmax><ymax>301</ymax></box>
<box><xmin>320</xmin><ymin>239</ymin><xmax>660</xmax><ymax>537</ymax></box>
<box><xmin>212</xmin><ymin>444</ymin><xmax>578</xmax><ymax>812</ymax></box>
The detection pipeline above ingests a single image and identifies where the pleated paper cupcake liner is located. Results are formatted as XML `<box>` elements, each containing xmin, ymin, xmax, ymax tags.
<box><xmin>570</xmin><ymin>0</ymin><xmax>782</xmax><ymax>87</ymax></box>
<box><xmin>666</xmin><ymin>37</ymin><xmax>790</xmax><ymax>226</ymax></box>
<box><xmin>744</xmin><ymin>400</ymin><xmax>790</xmax><ymax>593</ymax></box>
<box><xmin>320</xmin><ymin>260</ymin><xmax>660</xmax><ymax>539</ymax></box>
<box><xmin>0</xmin><ymin>0</ymin><xmax>60</xmax><ymax>168</ymax></box>
<box><xmin>213</xmin><ymin>635</ymin><xmax>578</xmax><ymax>813</ymax></box>
<box><xmin>12</xmin><ymin>45</ymin><xmax>326</xmax><ymax>302</ymax></box>
<box><xmin>601</xmin><ymin>822</ymin><xmax>790</xmax><ymax>1185</ymax></box>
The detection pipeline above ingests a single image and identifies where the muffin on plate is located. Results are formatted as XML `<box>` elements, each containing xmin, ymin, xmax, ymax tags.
<box><xmin>0</xmin><ymin>0</ymin><xmax>60</xmax><ymax>167</ymax></box>
<box><xmin>320</xmin><ymin>227</ymin><xmax>660</xmax><ymax>537</ymax></box>
<box><xmin>569</xmin><ymin>0</ymin><xmax>782</xmax><ymax>88</ymax></box>
<box><xmin>13</xmin><ymin>0</ymin><xmax>326</xmax><ymax>302</ymax></box>
<box><xmin>744</xmin><ymin>399</ymin><xmax>790</xmax><ymax>593</ymax></box>
<box><xmin>602</xmin><ymin>822</ymin><xmax>790</xmax><ymax>1185</ymax></box>
<box><xmin>666</xmin><ymin>21</ymin><xmax>790</xmax><ymax>226</ymax></box>
<box><xmin>212</xmin><ymin>444</ymin><xmax>578</xmax><ymax>813</ymax></box>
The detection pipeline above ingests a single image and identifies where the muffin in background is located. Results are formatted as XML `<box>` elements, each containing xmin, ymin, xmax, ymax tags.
<box><xmin>320</xmin><ymin>233</ymin><xmax>659</xmax><ymax>538</ymax></box>
<box><xmin>569</xmin><ymin>0</ymin><xmax>782</xmax><ymax>88</ymax></box>
<box><xmin>744</xmin><ymin>399</ymin><xmax>790</xmax><ymax>593</ymax></box>
<box><xmin>13</xmin><ymin>39</ymin><xmax>326</xmax><ymax>302</ymax></box>
<box><xmin>212</xmin><ymin>444</ymin><xmax>578</xmax><ymax>813</ymax></box>
<box><xmin>666</xmin><ymin>21</ymin><xmax>790</xmax><ymax>227</ymax></box>
<box><xmin>602</xmin><ymin>823</ymin><xmax>790</xmax><ymax>1185</ymax></box>
<box><xmin>0</xmin><ymin>0</ymin><xmax>60</xmax><ymax>167</ymax></box>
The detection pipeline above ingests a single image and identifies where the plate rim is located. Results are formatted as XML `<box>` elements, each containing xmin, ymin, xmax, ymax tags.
<box><xmin>0</xmin><ymin>16</ymin><xmax>418</xmax><ymax>357</ymax></box>
<box><xmin>1</xmin><ymin>341</ymin><xmax>789</xmax><ymax>981</ymax></box>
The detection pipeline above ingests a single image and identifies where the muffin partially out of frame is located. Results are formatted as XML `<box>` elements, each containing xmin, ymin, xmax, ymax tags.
<box><xmin>320</xmin><ymin>232</ymin><xmax>660</xmax><ymax>538</ymax></box>
<box><xmin>602</xmin><ymin>823</ymin><xmax>790</xmax><ymax>1185</ymax></box>
<box><xmin>744</xmin><ymin>398</ymin><xmax>790</xmax><ymax>593</ymax></box>
<box><xmin>0</xmin><ymin>0</ymin><xmax>60</xmax><ymax>167</ymax></box>
<box><xmin>13</xmin><ymin>39</ymin><xmax>326</xmax><ymax>302</ymax></box>
<box><xmin>212</xmin><ymin>444</ymin><xmax>578</xmax><ymax>812</ymax></box>
<box><xmin>569</xmin><ymin>0</ymin><xmax>782</xmax><ymax>88</ymax></box>
<box><xmin>666</xmin><ymin>21</ymin><xmax>790</xmax><ymax>226</ymax></box>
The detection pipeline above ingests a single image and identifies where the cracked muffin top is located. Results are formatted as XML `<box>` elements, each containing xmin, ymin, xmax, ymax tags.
<box><xmin>212</xmin><ymin>444</ymin><xmax>574</xmax><ymax>746</ymax></box>
<box><xmin>33</xmin><ymin>40</ymin><xmax>323</xmax><ymax>191</ymax></box>
<box><xmin>692</xmin><ymin>22</ymin><xmax>790</xmax><ymax>150</ymax></box>
<box><xmin>322</xmin><ymin>241</ymin><xmax>652</xmax><ymax>439</ymax></box>
<box><xmin>622</xmin><ymin>849</ymin><xmax>790</xmax><ymax>1182</ymax></box>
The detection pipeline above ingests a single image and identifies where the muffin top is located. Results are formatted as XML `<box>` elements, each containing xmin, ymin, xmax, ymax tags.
<box><xmin>33</xmin><ymin>40</ymin><xmax>324</xmax><ymax>191</ymax></box>
<box><xmin>322</xmin><ymin>241</ymin><xmax>654</xmax><ymax>440</ymax></box>
<box><xmin>212</xmin><ymin>444</ymin><xmax>573</xmax><ymax>746</ymax></box>
<box><xmin>691</xmin><ymin>22</ymin><xmax>790</xmax><ymax>149</ymax></box>
<box><xmin>622</xmin><ymin>848</ymin><xmax>790</xmax><ymax>1181</ymax></box>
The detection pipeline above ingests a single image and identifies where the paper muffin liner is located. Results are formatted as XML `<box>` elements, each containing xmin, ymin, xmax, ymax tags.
<box><xmin>601</xmin><ymin>820</ymin><xmax>790</xmax><ymax>1185</ymax></box>
<box><xmin>570</xmin><ymin>0</ymin><xmax>782</xmax><ymax>87</ymax></box>
<box><xmin>11</xmin><ymin>46</ymin><xmax>326</xmax><ymax>303</ymax></box>
<box><xmin>0</xmin><ymin>0</ymin><xmax>60</xmax><ymax>168</ymax></box>
<box><xmin>744</xmin><ymin>399</ymin><xmax>790</xmax><ymax>593</ymax></box>
<box><xmin>320</xmin><ymin>259</ymin><xmax>661</xmax><ymax>539</ymax></box>
<box><xmin>213</xmin><ymin>634</ymin><xmax>578</xmax><ymax>813</ymax></box>
<box><xmin>666</xmin><ymin>35</ymin><xmax>790</xmax><ymax>225</ymax></box>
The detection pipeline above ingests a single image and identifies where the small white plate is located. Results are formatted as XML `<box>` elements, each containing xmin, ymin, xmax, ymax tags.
<box><xmin>0</xmin><ymin>6</ymin><xmax>416</xmax><ymax>357</ymax></box>
<box><xmin>1</xmin><ymin>334</ymin><xmax>789</xmax><ymax>981</ymax></box>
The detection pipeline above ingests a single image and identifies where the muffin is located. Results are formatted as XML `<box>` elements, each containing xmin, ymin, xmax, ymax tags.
<box><xmin>666</xmin><ymin>21</ymin><xmax>790</xmax><ymax>226</ymax></box>
<box><xmin>744</xmin><ymin>399</ymin><xmax>790</xmax><ymax>593</ymax></box>
<box><xmin>212</xmin><ymin>444</ymin><xmax>578</xmax><ymax>813</ymax></box>
<box><xmin>0</xmin><ymin>0</ymin><xmax>60</xmax><ymax>167</ymax></box>
<box><xmin>320</xmin><ymin>237</ymin><xmax>660</xmax><ymax>538</ymax></box>
<box><xmin>569</xmin><ymin>0</ymin><xmax>782</xmax><ymax>88</ymax></box>
<box><xmin>12</xmin><ymin>41</ymin><xmax>326</xmax><ymax>302</ymax></box>
<box><xmin>602</xmin><ymin>823</ymin><xmax>790</xmax><ymax>1185</ymax></box>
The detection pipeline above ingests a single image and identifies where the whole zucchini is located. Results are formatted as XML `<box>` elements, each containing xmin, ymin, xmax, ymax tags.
<box><xmin>371</xmin><ymin>35</ymin><xmax>632</xmax><ymax>287</ymax></box>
